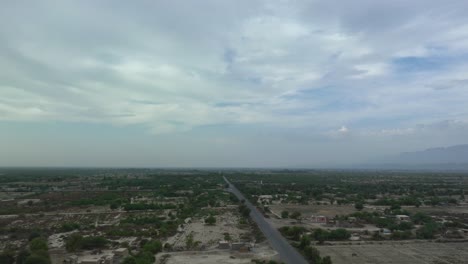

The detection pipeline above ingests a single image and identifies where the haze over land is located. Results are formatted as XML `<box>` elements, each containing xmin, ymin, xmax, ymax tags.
<box><xmin>1</xmin><ymin>1</ymin><xmax>468</xmax><ymax>167</ymax></box>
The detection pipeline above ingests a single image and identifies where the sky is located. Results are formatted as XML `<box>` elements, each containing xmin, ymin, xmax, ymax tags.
<box><xmin>1</xmin><ymin>0</ymin><xmax>468</xmax><ymax>167</ymax></box>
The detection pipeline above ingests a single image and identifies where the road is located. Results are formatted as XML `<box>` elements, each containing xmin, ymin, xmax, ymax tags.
<box><xmin>224</xmin><ymin>177</ymin><xmax>309</xmax><ymax>264</ymax></box>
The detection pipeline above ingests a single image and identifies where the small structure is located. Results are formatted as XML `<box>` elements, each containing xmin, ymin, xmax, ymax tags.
<box><xmin>113</xmin><ymin>248</ymin><xmax>128</xmax><ymax>258</ymax></box>
<box><xmin>381</xmin><ymin>228</ymin><xmax>391</xmax><ymax>236</ymax></box>
<box><xmin>218</xmin><ymin>240</ymin><xmax>230</xmax><ymax>249</ymax></box>
<box><xmin>310</xmin><ymin>215</ymin><xmax>328</xmax><ymax>224</ymax></box>
<box><xmin>63</xmin><ymin>255</ymin><xmax>78</xmax><ymax>264</ymax></box>
<box><xmin>230</xmin><ymin>242</ymin><xmax>250</xmax><ymax>252</ymax></box>
<box><xmin>231</xmin><ymin>242</ymin><xmax>245</xmax><ymax>250</ymax></box>
<box><xmin>17</xmin><ymin>199</ymin><xmax>41</xmax><ymax>206</ymax></box>
<box><xmin>395</xmin><ymin>215</ymin><xmax>410</xmax><ymax>222</ymax></box>
<box><xmin>105</xmin><ymin>255</ymin><xmax>115</xmax><ymax>264</ymax></box>
<box><xmin>257</xmin><ymin>195</ymin><xmax>273</xmax><ymax>204</ymax></box>
<box><xmin>79</xmin><ymin>258</ymin><xmax>101</xmax><ymax>264</ymax></box>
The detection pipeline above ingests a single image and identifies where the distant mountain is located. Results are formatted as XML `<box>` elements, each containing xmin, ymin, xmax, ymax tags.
<box><xmin>359</xmin><ymin>144</ymin><xmax>468</xmax><ymax>171</ymax></box>
<box><xmin>397</xmin><ymin>144</ymin><xmax>468</xmax><ymax>164</ymax></box>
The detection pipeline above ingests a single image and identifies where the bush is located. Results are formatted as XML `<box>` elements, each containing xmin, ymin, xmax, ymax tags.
<box><xmin>303</xmin><ymin>246</ymin><xmax>321</xmax><ymax>263</ymax></box>
<box><xmin>81</xmin><ymin>236</ymin><xmax>108</xmax><ymax>249</ymax></box>
<box><xmin>290</xmin><ymin>211</ymin><xmax>301</xmax><ymax>220</ymax></box>
<box><xmin>205</xmin><ymin>215</ymin><xmax>216</xmax><ymax>225</ymax></box>
<box><xmin>65</xmin><ymin>234</ymin><xmax>108</xmax><ymax>252</ymax></box>
<box><xmin>355</xmin><ymin>202</ymin><xmax>364</xmax><ymax>210</ymax></box>
<box><xmin>416</xmin><ymin>222</ymin><xmax>440</xmax><ymax>239</ymax></box>
<box><xmin>61</xmin><ymin>222</ymin><xmax>80</xmax><ymax>232</ymax></box>
<box><xmin>412</xmin><ymin>212</ymin><xmax>432</xmax><ymax>224</ymax></box>
<box><xmin>25</xmin><ymin>255</ymin><xmax>51</xmax><ymax>264</ymax></box>
<box><xmin>279</xmin><ymin>226</ymin><xmax>307</xmax><ymax>241</ymax></box>
<box><xmin>299</xmin><ymin>235</ymin><xmax>311</xmax><ymax>250</ymax></box>
<box><xmin>391</xmin><ymin>230</ymin><xmax>412</xmax><ymax>240</ymax></box>
<box><xmin>0</xmin><ymin>250</ymin><xmax>15</xmax><ymax>264</ymax></box>
<box><xmin>143</xmin><ymin>240</ymin><xmax>162</xmax><ymax>254</ymax></box>
<box><xmin>238</xmin><ymin>204</ymin><xmax>251</xmax><ymax>218</ymax></box>
<box><xmin>328</xmin><ymin>229</ymin><xmax>351</xmax><ymax>240</ymax></box>
<box><xmin>312</xmin><ymin>228</ymin><xmax>350</xmax><ymax>242</ymax></box>
<box><xmin>66</xmin><ymin>234</ymin><xmax>83</xmax><ymax>252</ymax></box>
<box><xmin>30</xmin><ymin>238</ymin><xmax>48</xmax><ymax>252</ymax></box>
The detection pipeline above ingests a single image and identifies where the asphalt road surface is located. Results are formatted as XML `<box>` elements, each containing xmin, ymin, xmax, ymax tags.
<box><xmin>224</xmin><ymin>177</ymin><xmax>309</xmax><ymax>264</ymax></box>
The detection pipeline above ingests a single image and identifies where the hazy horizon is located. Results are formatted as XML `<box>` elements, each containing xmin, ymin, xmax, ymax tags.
<box><xmin>1</xmin><ymin>1</ymin><xmax>468</xmax><ymax>167</ymax></box>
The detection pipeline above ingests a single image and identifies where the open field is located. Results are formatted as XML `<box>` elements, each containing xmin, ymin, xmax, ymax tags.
<box><xmin>165</xmin><ymin>211</ymin><xmax>249</xmax><ymax>250</ymax></box>
<box><xmin>269</xmin><ymin>204</ymin><xmax>362</xmax><ymax>218</ymax></box>
<box><xmin>317</xmin><ymin>242</ymin><xmax>468</xmax><ymax>264</ymax></box>
<box><xmin>156</xmin><ymin>246</ymin><xmax>279</xmax><ymax>264</ymax></box>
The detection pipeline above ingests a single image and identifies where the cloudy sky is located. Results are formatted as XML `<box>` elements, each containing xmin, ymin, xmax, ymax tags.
<box><xmin>1</xmin><ymin>0</ymin><xmax>468</xmax><ymax>167</ymax></box>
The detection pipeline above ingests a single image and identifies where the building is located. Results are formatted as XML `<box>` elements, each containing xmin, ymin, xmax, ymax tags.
<box><xmin>257</xmin><ymin>195</ymin><xmax>273</xmax><ymax>204</ymax></box>
<box><xmin>113</xmin><ymin>248</ymin><xmax>128</xmax><ymax>258</ymax></box>
<box><xmin>310</xmin><ymin>215</ymin><xmax>328</xmax><ymax>223</ymax></box>
<box><xmin>231</xmin><ymin>242</ymin><xmax>250</xmax><ymax>252</ymax></box>
<box><xmin>79</xmin><ymin>258</ymin><xmax>101</xmax><ymax>264</ymax></box>
<box><xmin>63</xmin><ymin>255</ymin><xmax>78</xmax><ymax>264</ymax></box>
<box><xmin>218</xmin><ymin>240</ymin><xmax>230</xmax><ymax>249</ymax></box>
<box><xmin>17</xmin><ymin>199</ymin><xmax>41</xmax><ymax>206</ymax></box>
<box><xmin>381</xmin><ymin>228</ymin><xmax>392</xmax><ymax>236</ymax></box>
<box><xmin>395</xmin><ymin>215</ymin><xmax>410</xmax><ymax>222</ymax></box>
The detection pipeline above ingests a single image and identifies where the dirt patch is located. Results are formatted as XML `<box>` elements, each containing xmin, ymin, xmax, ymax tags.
<box><xmin>269</xmin><ymin>204</ymin><xmax>361</xmax><ymax>218</ymax></box>
<box><xmin>317</xmin><ymin>242</ymin><xmax>468</xmax><ymax>264</ymax></box>
<box><xmin>166</xmin><ymin>211</ymin><xmax>248</xmax><ymax>250</ymax></box>
<box><xmin>156</xmin><ymin>245</ymin><xmax>279</xmax><ymax>264</ymax></box>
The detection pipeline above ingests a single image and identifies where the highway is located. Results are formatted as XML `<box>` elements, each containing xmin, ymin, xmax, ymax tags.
<box><xmin>224</xmin><ymin>177</ymin><xmax>309</xmax><ymax>264</ymax></box>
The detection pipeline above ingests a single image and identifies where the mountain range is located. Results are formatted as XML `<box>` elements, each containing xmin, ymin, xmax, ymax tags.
<box><xmin>359</xmin><ymin>144</ymin><xmax>468</xmax><ymax>171</ymax></box>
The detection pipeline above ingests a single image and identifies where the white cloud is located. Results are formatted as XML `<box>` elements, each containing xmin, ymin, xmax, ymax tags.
<box><xmin>1</xmin><ymin>0</ymin><xmax>468</xmax><ymax>138</ymax></box>
<box><xmin>338</xmin><ymin>126</ymin><xmax>349</xmax><ymax>133</ymax></box>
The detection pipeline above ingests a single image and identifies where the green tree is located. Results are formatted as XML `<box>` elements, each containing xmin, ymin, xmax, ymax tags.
<box><xmin>416</xmin><ymin>222</ymin><xmax>440</xmax><ymax>239</ymax></box>
<box><xmin>186</xmin><ymin>233</ymin><xmax>194</xmax><ymax>249</ymax></box>
<box><xmin>65</xmin><ymin>234</ymin><xmax>83</xmax><ymax>252</ymax></box>
<box><xmin>0</xmin><ymin>250</ymin><xmax>15</xmax><ymax>264</ymax></box>
<box><xmin>322</xmin><ymin>256</ymin><xmax>333</xmax><ymax>264</ymax></box>
<box><xmin>205</xmin><ymin>215</ymin><xmax>216</xmax><ymax>225</ymax></box>
<box><xmin>81</xmin><ymin>236</ymin><xmax>108</xmax><ymax>249</ymax></box>
<box><xmin>313</xmin><ymin>228</ymin><xmax>328</xmax><ymax>244</ymax></box>
<box><xmin>281</xmin><ymin>211</ymin><xmax>289</xmax><ymax>219</ymax></box>
<box><xmin>412</xmin><ymin>212</ymin><xmax>432</xmax><ymax>224</ymax></box>
<box><xmin>24</xmin><ymin>255</ymin><xmax>50</xmax><ymax>264</ymax></box>
<box><xmin>239</xmin><ymin>204</ymin><xmax>251</xmax><ymax>218</ymax></box>
<box><xmin>28</xmin><ymin>231</ymin><xmax>41</xmax><ymax>241</ymax></box>
<box><xmin>290</xmin><ymin>211</ymin><xmax>301</xmax><ymax>220</ymax></box>
<box><xmin>303</xmin><ymin>246</ymin><xmax>321</xmax><ymax>263</ymax></box>
<box><xmin>122</xmin><ymin>256</ymin><xmax>137</xmax><ymax>264</ymax></box>
<box><xmin>143</xmin><ymin>240</ymin><xmax>162</xmax><ymax>254</ymax></box>
<box><xmin>354</xmin><ymin>202</ymin><xmax>364</xmax><ymax>210</ymax></box>
<box><xmin>16</xmin><ymin>249</ymin><xmax>31</xmax><ymax>264</ymax></box>
<box><xmin>30</xmin><ymin>238</ymin><xmax>48</xmax><ymax>252</ymax></box>
<box><xmin>299</xmin><ymin>235</ymin><xmax>311</xmax><ymax>250</ymax></box>
<box><xmin>328</xmin><ymin>229</ymin><xmax>351</xmax><ymax>240</ymax></box>
<box><xmin>61</xmin><ymin>222</ymin><xmax>80</xmax><ymax>232</ymax></box>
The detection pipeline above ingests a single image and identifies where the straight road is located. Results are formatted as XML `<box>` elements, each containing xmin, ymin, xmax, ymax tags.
<box><xmin>224</xmin><ymin>177</ymin><xmax>309</xmax><ymax>264</ymax></box>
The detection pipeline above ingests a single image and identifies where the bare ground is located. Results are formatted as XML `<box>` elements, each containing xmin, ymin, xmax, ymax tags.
<box><xmin>317</xmin><ymin>242</ymin><xmax>468</xmax><ymax>264</ymax></box>
<box><xmin>156</xmin><ymin>245</ymin><xmax>279</xmax><ymax>264</ymax></box>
